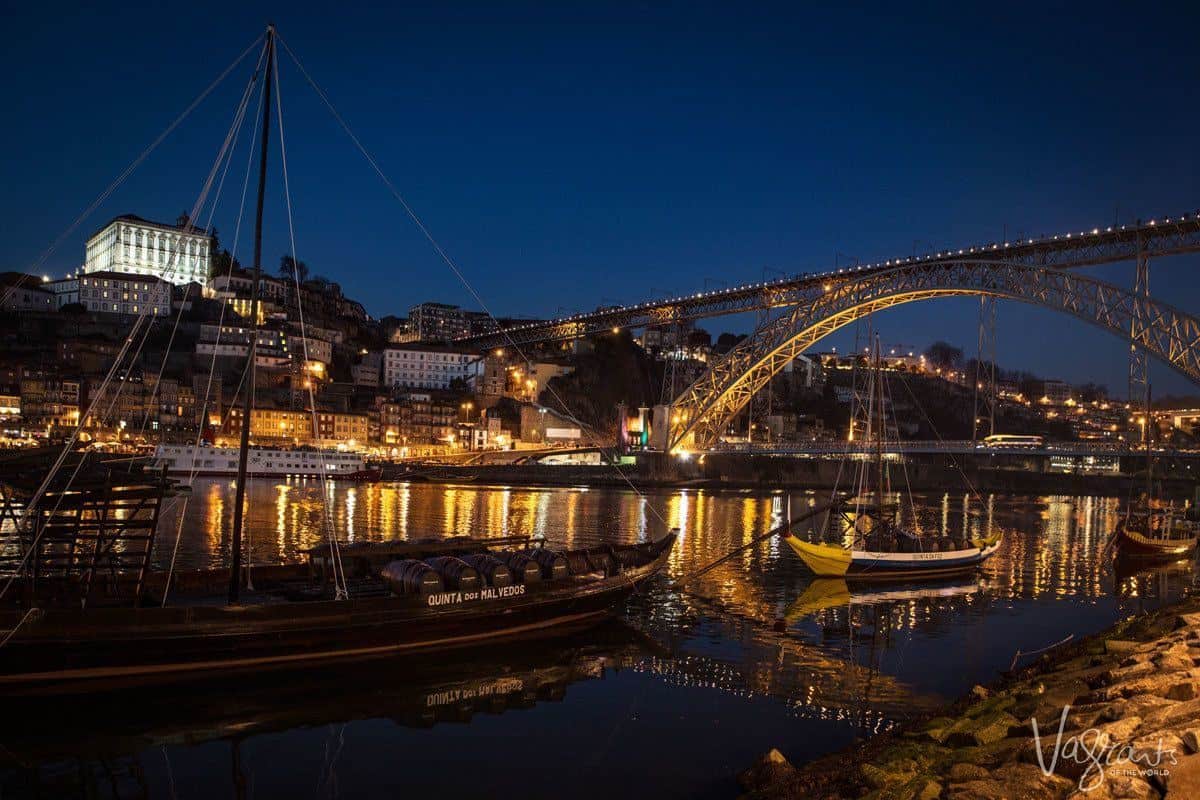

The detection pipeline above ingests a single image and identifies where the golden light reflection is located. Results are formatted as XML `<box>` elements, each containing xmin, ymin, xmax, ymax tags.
<box><xmin>165</xmin><ymin>482</ymin><xmax>1171</xmax><ymax>630</ymax></box>
<box><xmin>275</xmin><ymin>483</ymin><xmax>290</xmax><ymax>555</ymax></box>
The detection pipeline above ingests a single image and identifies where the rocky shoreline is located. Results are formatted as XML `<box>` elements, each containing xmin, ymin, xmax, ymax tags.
<box><xmin>739</xmin><ymin>594</ymin><xmax>1200</xmax><ymax>799</ymax></box>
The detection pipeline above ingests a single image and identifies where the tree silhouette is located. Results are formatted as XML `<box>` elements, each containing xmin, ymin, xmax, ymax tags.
<box><xmin>924</xmin><ymin>341</ymin><xmax>963</xmax><ymax>369</ymax></box>
<box><xmin>279</xmin><ymin>254</ymin><xmax>309</xmax><ymax>283</ymax></box>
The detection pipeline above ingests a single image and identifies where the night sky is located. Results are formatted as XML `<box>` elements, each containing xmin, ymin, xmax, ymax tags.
<box><xmin>2</xmin><ymin>2</ymin><xmax>1198</xmax><ymax>397</ymax></box>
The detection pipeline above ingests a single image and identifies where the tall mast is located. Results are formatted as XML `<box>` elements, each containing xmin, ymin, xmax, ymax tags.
<box><xmin>229</xmin><ymin>25</ymin><xmax>275</xmax><ymax>605</ymax></box>
<box><xmin>1145</xmin><ymin>381</ymin><xmax>1153</xmax><ymax>501</ymax></box>
<box><xmin>874</xmin><ymin>336</ymin><xmax>884</xmax><ymax>515</ymax></box>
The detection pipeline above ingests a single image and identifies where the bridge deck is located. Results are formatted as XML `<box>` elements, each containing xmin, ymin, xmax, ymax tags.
<box><xmin>460</xmin><ymin>212</ymin><xmax>1200</xmax><ymax>348</ymax></box>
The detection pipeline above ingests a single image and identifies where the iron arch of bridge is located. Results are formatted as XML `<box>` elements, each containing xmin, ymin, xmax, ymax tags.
<box><xmin>667</xmin><ymin>260</ymin><xmax>1200</xmax><ymax>452</ymax></box>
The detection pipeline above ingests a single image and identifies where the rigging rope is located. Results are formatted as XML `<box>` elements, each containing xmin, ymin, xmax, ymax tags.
<box><xmin>271</xmin><ymin>43</ymin><xmax>349</xmax><ymax>599</ymax></box>
<box><xmin>2</xmin><ymin>39</ymin><xmax>272</xmax><ymax>604</ymax></box>
<box><xmin>276</xmin><ymin>33</ymin><xmax>672</xmax><ymax>531</ymax></box>
<box><xmin>164</xmin><ymin>66</ymin><xmax>270</xmax><ymax>605</ymax></box>
<box><xmin>882</xmin><ymin>369</ymin><xmax>919</xmax><ymax>532</ymax></box>
<box><xmin>892</xmin><ymin>369</ymin><xmax>986</xmax><ymax>505</ymax></box>
<box><xmin>134</xmin><ymin>57</ymin><xmax>262</xmax><ymax>444</ymax></box>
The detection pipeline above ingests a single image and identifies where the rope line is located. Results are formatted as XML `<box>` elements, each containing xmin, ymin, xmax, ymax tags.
<box><xmin>272</xmin><ymin>43</ymin><xmax>349</xmax><ymax>599</ymax></box>
<box><xmin>163</xmin><ymin>62</ymin><xmax>270</xmax><ymax>606</ymax></box>
<box><xmin>276</xmin><ymin>34</ymin><xmax>671</xmax><ymax>530</ymax></box>
<box><xmin>1</xmin><ymin>39</ymin><xmax>271</xmax><ymax>604</ymax></box>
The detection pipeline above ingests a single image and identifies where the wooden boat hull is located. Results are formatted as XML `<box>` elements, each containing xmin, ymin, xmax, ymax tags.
<box><xmin>0</xmin><ymin>535</ymin><xmax>675</xmax><ymax>695</ymax></box>
<box><xmin>785</xmin><ymin>535</ymin><xmax>1001</xmax><ymax>580</ymax></box>
<box><xmin>1114</xmin><ymin>524</ymin><xmax>1198</xmax><ymax>559</ymax></box>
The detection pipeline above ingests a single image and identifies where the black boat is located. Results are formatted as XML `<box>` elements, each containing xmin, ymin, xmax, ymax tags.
<box><xmin>0</xmin><ymin>526</ymin><xmax>674</xmax><ymax>694</ymax></box>
<box><xmin>1111</xmin><ymin>381</ymin><xmax>1200</xmax><ymax>561</ymax></box>
<box><xmin>0</xmin><ymin>444</ymin><xmax>675</xmax><ymax>693</ymax></box>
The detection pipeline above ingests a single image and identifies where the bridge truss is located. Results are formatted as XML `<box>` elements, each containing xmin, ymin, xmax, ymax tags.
<box><xmin>461</xmin><ymin>213</ymin><xmax>1200</xmax><ymax>349</ymax></box>
<box><xmin>666</xmin><ymin>260</ymin><xmax>1200</xmax><ymax>452</ymax></box>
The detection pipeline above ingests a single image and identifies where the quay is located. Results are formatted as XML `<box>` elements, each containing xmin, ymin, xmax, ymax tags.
<box><xmin>380</xmin><ymin>447</ymin><xmax>1200</xmax><ymax>497</ymax></box>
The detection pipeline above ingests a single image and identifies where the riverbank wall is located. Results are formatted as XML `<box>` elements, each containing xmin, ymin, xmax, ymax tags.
<box><xmin>395</xmin><ymin>454</ymin><xmax>1197</xmax><ymax>498</ymax></box>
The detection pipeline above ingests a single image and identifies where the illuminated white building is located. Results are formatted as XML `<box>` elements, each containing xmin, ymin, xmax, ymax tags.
<box><xmin>84</xmin><ymin>215</ymin><xmax>214</xmax><ymax>287</ymax></box>
<box><xmin>383</xmin><ymin>345</ymin><xmax>483</xmax><ymax>390</ymax></box>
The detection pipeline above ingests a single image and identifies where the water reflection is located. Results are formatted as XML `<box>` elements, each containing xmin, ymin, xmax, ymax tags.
<box><xmin>14</xmin><ymin>483</ymin><xmax>1194</xmax><ymax>799</ymax></box>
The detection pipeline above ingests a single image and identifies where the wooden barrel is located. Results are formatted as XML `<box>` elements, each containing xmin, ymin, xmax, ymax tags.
<box><xmin>380</xmin><ymin>559</ymin><xmax>444</xmax><ymax>595</ymax></box>
<box><xmin>500</xmin><ymin>552</ymin><xmax>542</xmax><ymax>584</ymax></box>
<box><xmin>424</xmin><ymin>556</ymin><xmax>481</xmax><ymax>592</ymax></box>
<box><xmin>525</xmin><ymin>548</ymin><xmax>569</xmax><ymax>581</ymax></box>
<box><xmin>461</xmin><ymin>554</ymin><xmax>514</xmax><ymax>588</ymax></box>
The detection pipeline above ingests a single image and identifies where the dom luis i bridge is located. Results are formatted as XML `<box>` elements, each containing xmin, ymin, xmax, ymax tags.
<box><xmin>458</xmin><ymin>212</ymin><xmax>1200</xmax><ymax>454</ymax></box>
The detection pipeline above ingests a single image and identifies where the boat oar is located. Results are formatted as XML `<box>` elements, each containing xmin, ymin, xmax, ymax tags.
<box><xmin>672</xmin><ymin>498</ymin><xmax>841</xmax><ymax>589</ymax></box>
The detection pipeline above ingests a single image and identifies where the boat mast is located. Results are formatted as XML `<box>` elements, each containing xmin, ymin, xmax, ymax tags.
<box><xmin>874</xmin><ymin>336</ymin><xmax>884</xmax><ymax>516</ymax></box>
<box><xmin>1145</xmin><ymin>380</ymin><xmax>1153</xmax><ymax>502</ymax></box>
<box><xmin>229</xmin><ymin>25</ymin><xmax>275</xmax><ymax>605</ymax></box>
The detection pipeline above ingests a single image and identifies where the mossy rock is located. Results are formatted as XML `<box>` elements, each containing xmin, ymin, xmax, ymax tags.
<box><xmin>950</xmin><ymin>735</ymin><xmax>1029</xmax><ymax>769</ymax></box>
<box><xmin>964</xmin><ymin>693</ymin><xmax>1016</xmax><ymax>719</ymax></box>
<box><xmin>860</xmin><ymin>762</ymin><xmax>914</xmax><ymax>790</ymax></box>
<box><xmin>874</xmin><ymin>740</ymin><xmax>951</xmax><ymax>771</ymax></box>
<box><xmin>923</xmin><ymin>716</ymin><xmax>956</xmax><ymax>732</ymax></box>
<box><xmin>864</xmin><ymin>774</ymin><xmax>943</xmax><ymax>800</ymax></box>
<box><xmin>942</xmin><ymin>710</ymin><xmax>1020</xmax><ymax>747</ymax></box>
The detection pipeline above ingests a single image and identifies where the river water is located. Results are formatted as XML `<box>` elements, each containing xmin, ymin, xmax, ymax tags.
<box><xmin>4</xmin><ymin>479</ymin><xmax>1196</xmax><ymax>798</ymax></box>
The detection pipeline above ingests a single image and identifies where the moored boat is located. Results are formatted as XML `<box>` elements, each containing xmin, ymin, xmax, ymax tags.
<box><xmin>1111</xmin><ymin>380</ymin><xmax>1199</xmax><ymax>561</ymax></box>
<box><xmin>1113</xmin><ymin>506</ymin><xmax>1199</xmax><ymax>560</ymax></box>
<box><xmin>0</xmin><ymin>25</ymin><xmax>680</xmax><ymax>700</ymax></box>
<box><xmin>152</xmin><ymin>444</ymin><xmax>365</xmax><ymax>477</ymax></box>
<box><xmin>0</xmin><ymin>529</ymin><xmax>676</xmax><ymax>695</ymax></box>
<box><xmin>786</xmin><ymin>531</ymin><xmax>1002</xmax><ymax>580</ymax></box>
<box><xmin>784</xmin><ymin>336</ymin><xmax>1001</xmax><ymax>579</ymax></box>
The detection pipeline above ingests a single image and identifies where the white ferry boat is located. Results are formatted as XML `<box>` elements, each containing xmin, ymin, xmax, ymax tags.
<box><xmin>152</xmin><ymin>445</ymin><xmax>365</xmax><ymax>478</ymax></box>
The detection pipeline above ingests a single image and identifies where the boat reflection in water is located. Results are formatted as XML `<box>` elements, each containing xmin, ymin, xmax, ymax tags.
<box><xmin>1113</xmin><ymin>552</ymin><xmax>1198</xmax><ymax>608</ymax></box>
<box><xmin>785</xmin><ymin>576</ymin><xmax>989</xmax><ymax>620</ymax></box>
<box><xmin>2</xmin><ymin>623</ymin><xmax>658</xmax><ymax>790</ymax></box>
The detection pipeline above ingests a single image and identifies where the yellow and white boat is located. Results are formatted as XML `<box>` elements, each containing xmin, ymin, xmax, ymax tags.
<box><xmin>785</xmin><ymin>533</ymin><xmax>1001</xmax><ymax>580</ymax></box>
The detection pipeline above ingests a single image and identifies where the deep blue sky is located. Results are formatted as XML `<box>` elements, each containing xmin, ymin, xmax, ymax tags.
<box><xmin>2</xmin><ymin>2</ymin><xmax>1198</xmax><ymax>397</ymax></box>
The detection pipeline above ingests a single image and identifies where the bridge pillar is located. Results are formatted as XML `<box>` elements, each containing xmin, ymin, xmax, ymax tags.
<box><xmin>1129</xmin><ymin>232</ymin><xmax>1150</xmax><ymax>430</ymax></box>
<box><xmin>972</xmin><ymin>295</ymin><xmax>997</xmax><ymax>441</ymax></box>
